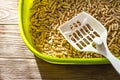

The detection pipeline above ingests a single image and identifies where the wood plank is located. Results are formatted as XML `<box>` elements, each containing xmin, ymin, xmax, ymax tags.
<box><xmin>35</xmin><ymin>57</ymin><xmax>120</xmax><ymax>80</ymax></box>
<box><xmin>0</xmin><ymin>57</ymin><xmax>120</xmax><ymax>80</ymax></box>
<box><xmin>0</xmin><ymin>58</ymin><xmax>41</xmax><ymax>80</ymax></box>
<box><xmin>0</xmin><ymin>25</ymin><xmax>34</xmax><ymax>58</ymax></box>
<box><xmin>0</xmin><ymin>0</ymin><xmax>18</xmax><ymax>24</ymax></box>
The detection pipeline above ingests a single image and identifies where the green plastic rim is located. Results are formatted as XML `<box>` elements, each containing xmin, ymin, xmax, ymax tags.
<box><xmin>18</xmin><ymin>0</ymin><xmax>120</xmax><ymax>65</ymax></box>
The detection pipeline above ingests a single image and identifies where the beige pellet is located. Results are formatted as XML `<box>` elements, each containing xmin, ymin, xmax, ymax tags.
<box><xmin>108</xmin><ymin>37</ymin><xmax>115</xmax><ymax>47</ymax></box>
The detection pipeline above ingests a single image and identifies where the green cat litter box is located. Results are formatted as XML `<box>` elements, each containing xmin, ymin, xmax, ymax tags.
<box><xmin>19</xmin><ymin>0</ymin><xmax>120</xmax><ymax>64</ymax></box>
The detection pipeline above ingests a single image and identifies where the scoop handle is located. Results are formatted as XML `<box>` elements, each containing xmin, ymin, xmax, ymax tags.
<box><xmin>95</xmin><ymin>41</ymin><xmax>120</xmax><ymax>75</ymax></box>
<box><xmin>105</xmin><ymin>48</ymin><xmax>120</xmax><ymax>75</ymax></box>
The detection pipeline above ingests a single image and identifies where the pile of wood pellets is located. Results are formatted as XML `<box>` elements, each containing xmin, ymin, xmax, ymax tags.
<box><xmin>29</xmin><ymin>0</ymin><xmax>120</xmax><ymax>58</ymax></box>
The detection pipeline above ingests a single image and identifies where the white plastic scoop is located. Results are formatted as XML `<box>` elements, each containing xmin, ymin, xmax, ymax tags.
<box><xmin>59</xmin><ymin>11</ymin><xmax>120</xmax><ymax>74</ymax></box>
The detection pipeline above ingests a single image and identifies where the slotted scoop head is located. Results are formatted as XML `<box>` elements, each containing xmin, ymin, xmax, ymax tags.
<box><xmin>59</xmin><ymin>11</ymin><xmax>107</xmax><ymax>53</ymax></box>
<box><xmin>59</xmin><ymin>11</ymin><xmax>120</xmax><ymax>74</ymax></box>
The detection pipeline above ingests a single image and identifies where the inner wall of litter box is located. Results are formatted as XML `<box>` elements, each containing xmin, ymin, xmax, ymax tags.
<box><xmin>22</xmin><ymin>0</ymin><xmax>34</xmax><ymax>46</ymax></box>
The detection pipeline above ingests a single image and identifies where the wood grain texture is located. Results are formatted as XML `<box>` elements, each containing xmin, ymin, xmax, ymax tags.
<box><xmin>0</xmin><ymin>58</ymin><xmax>41</xmax><ymax>80</ymax></box>
<box><xmin>0</xmin><ymin>0</ymin><xmax>18</xmax><ymax>24</ymax></box>
<box><xmin>0</xmin><ymin>57</ymin><xmax>120</xmax><ymax>80</ymax></box>
<box><xmin>35</xmin><ymin>58</ymin><xmax>120</xmax><ymax>80</ymax></box>
<box><xmin>0</xmin><ymin>25</ymin><xmax>34</xmax><ymax>58</ymax></box>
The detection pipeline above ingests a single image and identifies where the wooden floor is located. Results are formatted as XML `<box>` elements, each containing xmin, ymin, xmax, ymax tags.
<box><xmin>0</xmin><ymin>0</ymin><xmax>120</xmax><ymax>80</ymax></box>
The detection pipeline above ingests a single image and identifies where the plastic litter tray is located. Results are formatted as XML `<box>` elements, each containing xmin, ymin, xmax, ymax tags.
<box><xmin>19</xmin><ymin>0</ymin><xmax>119</xmax><ymax>64</ymax></box>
